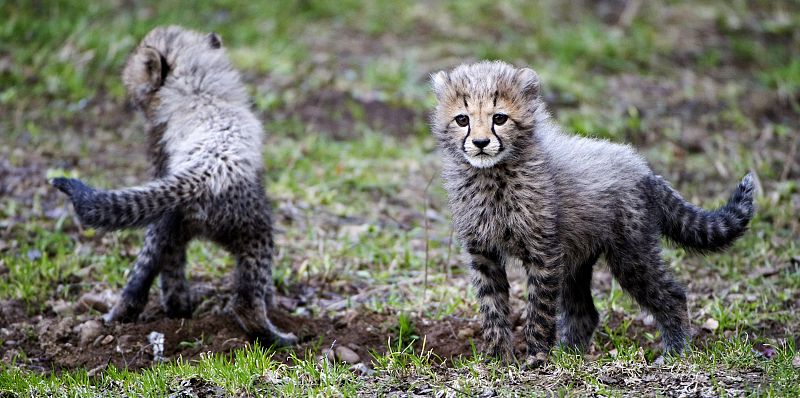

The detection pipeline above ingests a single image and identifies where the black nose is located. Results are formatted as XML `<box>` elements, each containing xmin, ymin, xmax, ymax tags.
<box><xmin>472</xmin><ymin>138</ymin><xmax>490</xmax><ymax>149</ymax></box>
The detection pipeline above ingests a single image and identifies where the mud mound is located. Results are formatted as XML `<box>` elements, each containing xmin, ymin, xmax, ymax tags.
<box><xmin>1</xmin><ymin>300</ymin><xmax>482</xmax><ymax>373</ymax></box>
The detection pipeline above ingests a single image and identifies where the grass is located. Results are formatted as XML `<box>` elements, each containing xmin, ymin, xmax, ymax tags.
<box><xmin>1</xmin><ymin>0</ymin><xmax>799</xmax><ymax>396</ymax></box>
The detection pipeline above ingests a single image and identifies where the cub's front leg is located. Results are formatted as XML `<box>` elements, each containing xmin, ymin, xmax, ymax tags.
<box><xmin>467</xmin><ymin>248</ymin><xmax>513</xmax><ymax>363</ymax></box>
<box><xmin>522</xmin><ymin>244</ymin><xmax>563</xmax><ymax>369</ymax></box>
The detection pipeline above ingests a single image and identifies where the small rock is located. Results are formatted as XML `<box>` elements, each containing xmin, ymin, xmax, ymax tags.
<box><xmin>101</xmin><ymin>335</ymin><xmax>114</xmax><ymax>345</ymax></box>
<box><xmin>335</xmin><ymin>346</ymin><xmax>360</xmax><ymax>364</ymax></box>
<box><xmin>4</xmin><ymin>340</ymin><xmax>17</xmax><ymax>347</ymax></box>
<box><xmin>641</xmin><ymin>314</ymin><xmax>655</xmax><ymax>327</ymax></box>
<box><xmin>457</xmin><ymin>327</ymin><xmax>475</xmax><ymax>339</ymax></box>
<box><xmin>478</xmin><ymin>388</ymin><xmax>496</xmax><ymax>398</ymax></box>
<box><xmin>792</xmin><ymin>354</ymin><xmax>800</xmax><ymax>368</ymax></box>
<box><xmin>350</xmin><ymin>362</ymin><xmax>375</xmax><ymax>376</ymax></box>
<box><xmin>701</xmin><ymin>318</ymin><xmax>719</xmax><ymax>332</ymax></box>
<box><xmin>76</xmin><ymin>320</ymin><xmax>103</xmax><ymax>347</ymax></box>
<box><xmin>78</xmin><ymin>290</ymin><xmax>116</xmax><ymax>313</ymax></box>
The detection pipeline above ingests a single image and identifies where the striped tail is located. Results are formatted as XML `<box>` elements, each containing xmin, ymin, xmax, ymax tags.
<box><xmin>51</xmin><ymin>169</ymin><xmax>208</xmax><ymax>230</ymax></box>
<box><xmin>654</xmin><ymin>173</ymin><xmax>755</xmax><ymax>252</ymax></box>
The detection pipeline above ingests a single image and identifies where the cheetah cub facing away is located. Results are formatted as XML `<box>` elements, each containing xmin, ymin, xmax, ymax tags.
<box><xmin>430</xmin><ymin>61</ymin><xmax>755</xmax><ymax>367</ymax></box>
<box><xmin>51</xmin><ymin>26</ymin><xmax>297</xmax><ymax>347</ymax></box>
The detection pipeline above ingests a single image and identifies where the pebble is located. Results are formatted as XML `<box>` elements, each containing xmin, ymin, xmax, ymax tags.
<box><xmin>101</xmin><ymin>335</ymin><xmax>114</xmax><ymax>345</ymax></box>
<box><xmin>335</xmin><ymin>346</ymin><xmax>360</xmax><ymax>364</ymax></box>
<box><xmin>701</xmin><ymin>318</ymin><xmax>719</xmax><ymax>331</ymax></box>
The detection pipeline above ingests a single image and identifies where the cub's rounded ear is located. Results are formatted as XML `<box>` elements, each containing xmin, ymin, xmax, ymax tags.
<box><xmin>208</xmin><ymin>32</ymin><xmax>222</xmax><ymax>49</ymax></box>
<box><xmin>430</xmin><ymin>70</ymin><xmax>449</xmax><ymax>102</ymax></box>
<box><xmin>122</xmin><ymin>47</ymin><xmax>164</xmax><ymax>106</ymax></box>
<box><xmin>516</xmin><ymin>67</ymin><xmax>540</xmax><ymax>99</ymax></box>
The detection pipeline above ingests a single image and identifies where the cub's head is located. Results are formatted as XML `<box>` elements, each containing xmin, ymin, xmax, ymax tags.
<box><xmin>123</xmin><ymin>26</ymin><xmax>235</xmax><ymax>112</ymax></box>
<box><xmin>430</xmin><ymin>61</ymin><xmax>543</xmax><ymax>168</ymax></box>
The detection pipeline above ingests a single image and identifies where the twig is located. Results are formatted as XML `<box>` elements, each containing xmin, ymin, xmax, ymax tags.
<box><xmin>422</xmin><ymin>173</ymin><xmax>435</xmax><ymax>310</ymax></box>
<box><xmin>445</xmin><ymin>226</ymin><xmax>454</xmax><ymax>279</ymax></box>
<box><xmin>780</xmin><ymin>131</ymin><xmax>799</xmax><ymax>181</ymax></box>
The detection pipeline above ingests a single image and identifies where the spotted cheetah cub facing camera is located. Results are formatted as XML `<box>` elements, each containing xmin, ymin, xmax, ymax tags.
<box><xmin>430</xmin><ymin>61</ymin><xmax>755</xmax><ymax>367</ymax></box>
<box><xmin>51</xmin><ymin>26</ymin><xmax>297</xmax><ymax>347</ymax></box>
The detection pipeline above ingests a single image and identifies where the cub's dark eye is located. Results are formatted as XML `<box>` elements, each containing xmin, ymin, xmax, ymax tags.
<box><xmin>454</xmin><ymin>114</ymin><xmax>469</xmax><ymax>127</ymax></box>
<box><xmin>493</xmin><ymin>114</ymin><xmax>508</xmax><ymax>126</ymax></box>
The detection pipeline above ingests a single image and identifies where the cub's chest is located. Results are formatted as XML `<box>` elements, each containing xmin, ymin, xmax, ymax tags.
<box><xmin>448</xmin><ymin>175</ymin><xmax>539</xmax><ymax>242</ymax></box>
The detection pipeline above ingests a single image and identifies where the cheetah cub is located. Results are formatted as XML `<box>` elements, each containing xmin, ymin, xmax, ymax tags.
<box><xmin>52</xmin><ymin>26</ymin><xmax>297</xmax><ymax>347</ymax></box>
<box><xmin>430</xmin><ymin>61</ymin><xmax>755</xmax><ymax>367</ymax></box>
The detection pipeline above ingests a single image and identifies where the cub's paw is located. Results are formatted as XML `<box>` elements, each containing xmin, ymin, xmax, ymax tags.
<box><xmin>229</xmin><ymin>299</ymin><xmax>298</xmax><ymax>348</ymax></box>
<box><xmin>103</xmin><ymin>299</ymin><xmax>145</xmax><ymax>324</ymax></box>
<box><xmin>162</xmin><ymin>288</ymin><xmax>193</xmax><ymax>319</ymax></box>
<box><xmin>483</xmin><ymin>344</ymin><xmax>515</xmax><ymax>365</ymax></box>
<box><xmin>523</xmin><ymin>351</ymin><xmax>548</xmax><ymax>370</ymax></box>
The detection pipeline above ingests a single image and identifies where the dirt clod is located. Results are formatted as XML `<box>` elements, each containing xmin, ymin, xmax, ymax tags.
<box><xmin>78</xmin><ymin>290</ymin><xmax>116</xmax><ymax>313</ymax></box>
<box><xmin>76</xmin><ymin>320</ymin><xmax>103</xmax><ymax>347</ymax></box>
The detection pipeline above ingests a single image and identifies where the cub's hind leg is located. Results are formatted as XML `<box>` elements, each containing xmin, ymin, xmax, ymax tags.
<box><xmin>607</xmin><ymin>238</ymin><xmax>689</xmax><ymax>354</ymax></box>
<box><xmin>558</xmin><ymin>254</ymin><xmax>600</xmax><ymax>352</ymax></box>
<box><xmin>105</xmin><ymin>212</ymin><xmax>189</xmax><ymax>323</ymax></box>
<box><xmin>468</xmin><ymin>249</ymin><xmax>513</xmax><ymax>362</ymax></box>
<box><xmin>226</xmin><ymin>223</ymin><xmax>297</xmax><ymax>347</ymax></box>
<box><xmin>157</xmin><ymin>213</ymin><xmax>193</xmax><ymax>318</ymax></box>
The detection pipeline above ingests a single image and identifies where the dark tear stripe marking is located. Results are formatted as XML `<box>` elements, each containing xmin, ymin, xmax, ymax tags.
<box><xmin>159</xmin><ymin>55</ymin><xmax>170</xmax><ymax>86</ymax></box>
<box><xmin>492</xmin><ymin>123</ymin><xmax>505</xmax><ymax>152</ymax></box>
<box><xmin>462</xmin><ymin>123</ymin><xmax>472</xmax><ymax>152</ymax></box>
<box><xmin>463</xmin><ymin>95</ymin><xmax>469</xmax><ymax>108</ymax></box>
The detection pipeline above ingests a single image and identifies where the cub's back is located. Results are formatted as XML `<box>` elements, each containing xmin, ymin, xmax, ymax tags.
<box><xmin>537</xmin><ymin>124</ymin><xmax>654</xmax><ymax>264</ymax></box>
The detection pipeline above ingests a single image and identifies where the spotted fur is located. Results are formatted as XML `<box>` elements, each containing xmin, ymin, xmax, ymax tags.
<box><xmin>51</xmin><ymin>26</ymin><xmax>296</xmax><ymax>347</ymax></box>
<box><xmin>430</xmin><ymin>61</ymin><xmax>755</xmax><ymax>367</ymax></box>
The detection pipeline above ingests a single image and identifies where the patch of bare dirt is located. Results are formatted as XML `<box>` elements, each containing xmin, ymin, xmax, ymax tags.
<box><xmin>281</xmin><ymin>90</ymin><xmax>421</xmax><ymax>140</ymax></box>
<box><xmin>0</xmin><ymin>284</ymin><xmax>481</xmax><ymax>373</ymax></box>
